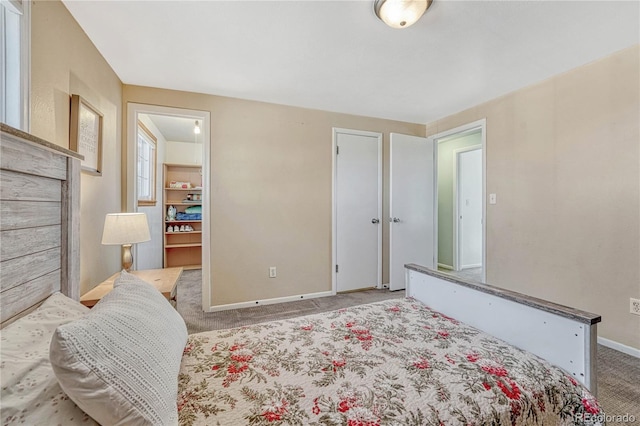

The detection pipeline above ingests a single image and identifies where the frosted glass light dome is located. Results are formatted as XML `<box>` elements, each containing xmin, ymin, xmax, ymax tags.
<box><xmin>374</xmin><ymin>0</ymin><xmax>431</xmax><ymax>29</ymax></box>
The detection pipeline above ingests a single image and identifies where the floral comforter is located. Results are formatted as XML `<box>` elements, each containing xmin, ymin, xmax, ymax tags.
<box><xmin>178</xmin><ymin>298</ymin><xmax>602</xmax><ymax>425</ymax></box>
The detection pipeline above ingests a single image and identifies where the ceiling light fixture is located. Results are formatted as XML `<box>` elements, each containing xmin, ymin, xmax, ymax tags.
<box><xmin>194</xmin><ymin>120</ymin><xmax>201</xmax><ymax>134</ymax></box>
<box><xmin>374</xmin><ymin>0</ymin><xmax>431</xmax><ymax>29</ymax></box>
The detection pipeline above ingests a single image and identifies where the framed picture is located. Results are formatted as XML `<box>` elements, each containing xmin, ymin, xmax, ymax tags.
<box><xmin>70</xmin><ymin>94</ymin><xmax>103</xmax><ymax>175</ymax></box>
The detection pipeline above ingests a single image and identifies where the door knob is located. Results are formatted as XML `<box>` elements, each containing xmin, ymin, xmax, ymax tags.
<box><xmin>392</xmin><ymin>217</ymin><xmax>401</xmax><ymax>223</ymax></box>
<box><xmin>371</xmin><ymin>218</ymin><xmax>380</xmax><ymax>224</ymax></box>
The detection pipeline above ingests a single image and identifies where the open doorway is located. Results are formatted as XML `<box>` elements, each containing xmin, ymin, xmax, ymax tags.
<box><xmin>136</xmin><ymin>113</ymin><xmax>203</xmax><ymax>270</ymax></box>
<box><xmin>434</xmin><ymin>120</ymin><xmax>486</xmax><ymax>283</ymax></box>
<box><xmin>127</xmin><ymin>104</ymin><xmax>211</xmax><ymax>311</ymax></box>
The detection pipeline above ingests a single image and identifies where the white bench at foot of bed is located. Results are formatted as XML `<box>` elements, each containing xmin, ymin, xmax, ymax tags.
<box><xmin>405</xmin><ymin>264</ymin><xmax>601</xmax><ymax>395</ymax></box>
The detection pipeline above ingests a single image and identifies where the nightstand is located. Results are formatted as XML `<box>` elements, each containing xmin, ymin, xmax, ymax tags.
<box><xmin>80</xmin><ymin>267</ymin><xmax>183</xmax><ymax>308</ymax></box>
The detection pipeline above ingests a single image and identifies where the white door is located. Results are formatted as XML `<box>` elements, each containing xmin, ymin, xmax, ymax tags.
<box><xmin>389</xmin><ymin>133</ymin><xmax>435</xmax><ymax>291</ymax></box>
<box><xmin>457</xmin><ymin>148</ymin><xmax>482</xmax><ymax>269</ymax></box>
<box><xmin>334</xmin><ymin>129</ymin><xmax>382</xmax><ymax>292</ymax></box>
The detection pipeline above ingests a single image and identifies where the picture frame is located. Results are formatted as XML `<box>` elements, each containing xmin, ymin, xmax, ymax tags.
<box><xmin>70</xmin><ymin>94</ymin><xmax>103</xmax><ymax>175</ymax></box>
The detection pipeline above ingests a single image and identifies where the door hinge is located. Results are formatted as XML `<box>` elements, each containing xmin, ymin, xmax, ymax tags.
<box><xmin>336</xmin><ymin>145</ymin><xmax>339</xmax><ymax>155</ymax></box>
<box><xmin>336</xmin><ymin>265</ymin><xmax>339</xmax><ymax>273</ymax></box>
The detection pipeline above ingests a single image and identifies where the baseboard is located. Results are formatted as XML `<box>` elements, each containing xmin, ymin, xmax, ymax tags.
<box><xmin>437</xmin><ymin>263</ymin><xmax>453</xmax><ymax>270</ymax></box>
<box><xmin>206</xmin><ymin>290</ymin><xmax>335</xmax><ymax>312</ymax></box>
<box><xmin>598</xmin><ymin>337</ymin><xmax>640</xmax><ymax>358</ymax></box>
<box><xmin>460</xmin><ymin>263</ymin><xmax>482</xmax><ymax>269</ymax></box>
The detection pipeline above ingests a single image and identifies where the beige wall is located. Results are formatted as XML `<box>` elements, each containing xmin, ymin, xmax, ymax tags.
<box><xmin>31</xmin><ymin>0</ymin><xmax>123</xmax><ymax>295</ymax></box>
<box><xmin>122</xmin><ymin>86</ymin><xmax>424</xmax><ymax>305</ymax></box>
<box><xmin>426</xmin><ymin>45</ymin><xmax>640</xmax><ymax>350</ymax></box>
<box><xmin>165</xmin><ymin>141</ymin><xmax>203</xmax><ymax>165</ymax></box>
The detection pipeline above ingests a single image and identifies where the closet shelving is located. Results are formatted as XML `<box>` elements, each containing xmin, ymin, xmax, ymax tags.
<box><xmin>163</xmin><ymin>163</ymin><xmax>203</xmax><ymax>270</ymax></box>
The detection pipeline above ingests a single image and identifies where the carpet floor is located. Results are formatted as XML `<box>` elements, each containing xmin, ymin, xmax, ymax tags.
<box><xmin>176</xmin><ymin>270</ymin><xmax>640</xmax><ymax>421</ymax></box>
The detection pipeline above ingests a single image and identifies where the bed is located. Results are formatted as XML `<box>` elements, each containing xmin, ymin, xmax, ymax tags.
<box><xmin>0</xmin><ymin>124</ymin><xmax>604</xmax><ymax>426</ymax></box>
<box><xmin>177</xmin><ymin>295</ymin><xmax>601</xmax><ymax>426</ymax></box>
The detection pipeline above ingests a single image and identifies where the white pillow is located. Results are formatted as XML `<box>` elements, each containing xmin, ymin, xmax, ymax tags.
<box><xmin>50</xmin><ymin>271</ymin><xmax>188</xmax><ymax>426</ymax></box>
<box><xmin>0</xmin><ymin>292</ymin><xmax>97</xmax><ymax>425</ymax></box>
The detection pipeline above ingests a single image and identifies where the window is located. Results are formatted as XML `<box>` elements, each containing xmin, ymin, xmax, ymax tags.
<box><xmin>1</xmin><ymin>0</ymin><xmax>30</xmax><ymax>130</ymax></box>
<box><xmin>137</xmin><ymin>121</ymin><xmax>157</xmax><ymax>206</ymax></box>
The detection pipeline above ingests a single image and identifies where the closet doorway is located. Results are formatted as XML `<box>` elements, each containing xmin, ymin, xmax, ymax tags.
<box><xmin>127</xmin><ymin>104</ymin><xmax>211</xmax><ymax>311</ymax></box>
<box><xmin>332</xmin><ymin>128</ymin><xmax>382</xmax><ymax>293</ymax></box>
<box><xmin>434</xmin><ymin>120</ymin><xmax>486</xmax><ymax>283</ymax></box>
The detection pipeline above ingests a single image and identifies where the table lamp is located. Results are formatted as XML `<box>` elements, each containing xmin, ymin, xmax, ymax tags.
<box><xmin>101</xmin><ymin>212</ymin><xmax>151</xmax><ymax>271</ymax></box>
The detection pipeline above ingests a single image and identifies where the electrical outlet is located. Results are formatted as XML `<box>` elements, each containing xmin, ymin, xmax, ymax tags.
<box><xmin>269</xmin><ymin>267</ymin><xmax>277</xmax><ymax>278</ymax></box>
<box><xmin>631</xmin><ymin>298</ymin><xmax>640</xmax><ymax>316</ymax></box>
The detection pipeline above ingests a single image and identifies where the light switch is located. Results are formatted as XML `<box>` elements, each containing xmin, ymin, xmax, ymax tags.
<box><xmin>489</xmin><ymin>193</ymin><xmax>497</xmax><ymax>205</ymax></box>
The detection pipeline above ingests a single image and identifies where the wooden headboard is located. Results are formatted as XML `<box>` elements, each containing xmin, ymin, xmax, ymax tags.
<box><xmin>0</xmin><ymin>123</ymin><xmax>82</xmax><ymax>328</ymax></box>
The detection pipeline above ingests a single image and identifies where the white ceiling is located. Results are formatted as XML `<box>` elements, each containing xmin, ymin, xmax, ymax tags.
<box><xmin>62</xmin><ymin>1</ymin><xmax>639</xmax><ymax>124</ymax></box>
<box><xmin>142</xmin><ymin>114</ymin><xmax>202</xmax><ymax>143</ymax></box>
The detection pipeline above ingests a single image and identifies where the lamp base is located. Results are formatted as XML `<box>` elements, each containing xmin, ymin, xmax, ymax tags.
<box><xmin>122</xmin><ymin>244</ymin><xmax>133</xmax><ymax>272</ymax></box>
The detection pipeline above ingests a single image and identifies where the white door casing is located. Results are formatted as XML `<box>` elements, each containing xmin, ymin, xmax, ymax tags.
<box><xmin>456</xmin><ymin>146</ymin><xmax>483</xmax><ymax>269</ymax></box>
<box><xmin>389</xmin><ymin>133</ymin><xmax>435</xmax><ymax>291</ymax></box>
<box><xmin>333</xmin><ymin>128</ymin><xmax>382</xmax><ymax>293</ymax></box>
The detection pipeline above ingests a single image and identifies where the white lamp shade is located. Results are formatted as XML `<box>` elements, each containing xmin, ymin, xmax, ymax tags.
<box><xmin>101</xmin><ymin>213</ymin><xmax>151</xmax><ymax>245</ymax></box>
<box><xmin>375</xmin><ymin>0</ymin><xmax>429</xmax><ymax>29</ymax></box>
